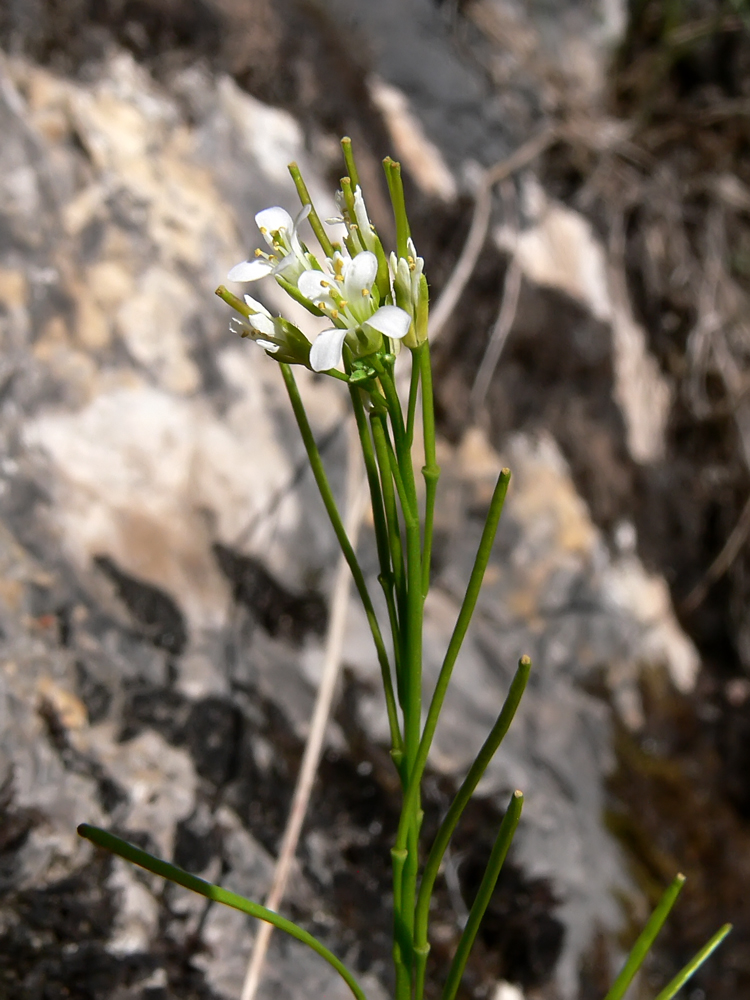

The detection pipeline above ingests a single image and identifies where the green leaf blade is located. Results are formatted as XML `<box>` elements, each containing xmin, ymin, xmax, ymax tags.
<box><xmin>604</xmin><ymin>873</ymin><xmax>686</xmax><ymax>1000</ymax></box>
<box><xmin>653</xmin><ymin>923</ymin><xmax>732</xmax><ymax>1000</ymax></box>
<box><xmin>78</xmin><ymin>824</ymin><xmax>367</xmax><ymax>1000</ymax></box>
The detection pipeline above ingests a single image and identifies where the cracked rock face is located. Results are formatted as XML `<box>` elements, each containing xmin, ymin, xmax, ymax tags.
<box><xmin>0</xmin><ymin>27</ymin><xmax>699</xmax><ymax>1000</ymax></box>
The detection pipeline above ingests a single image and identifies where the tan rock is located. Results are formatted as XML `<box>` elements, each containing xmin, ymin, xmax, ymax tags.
<box><xmin>86</xmin><ymin>260</ymin><xmax>135</xmax><ymax>311</ymax></box>
<box><xmin>115</xmin><ymin>267</ymin><xmax>200</xmax><ymax>394</ymax></box>
<box><xmin>74</xmin><ymin>287</ymin><xmax>111</xmax><ymax>350</ymax></box>
<box><xmin>33</xmin><ymin>316</ymin><xmax>69</xmax><ymax>357</ymax></box>
<box><xmin>37</xmin><ymin>677</ymin><xmax>88</xmax><ymax>730</ymax></box>
<box><xmin>0</xmin><ymin>269</ymin><xmax>28</xmax><ymax>309</ymax></box>
<box><xmin>62</xmin><ymin>184</ymin><xmax>108</xmax><ymax>237</ymax></box>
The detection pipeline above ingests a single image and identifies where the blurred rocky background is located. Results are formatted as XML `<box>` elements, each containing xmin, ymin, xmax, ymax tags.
<box><xmin>0</xmin><ymin>1</ymin><xmax>749</xmax><ymax>999</ymax></box>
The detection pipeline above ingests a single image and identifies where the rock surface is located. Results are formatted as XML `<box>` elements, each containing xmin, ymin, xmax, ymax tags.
<box><xmin>0</xmin><ymin>5</ymin><xmax>718</xmax><ymax>999</ymax></box>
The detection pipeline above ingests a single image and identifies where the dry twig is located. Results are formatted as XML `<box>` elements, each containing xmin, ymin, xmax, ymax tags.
<box><xmin>682</xmin><ymin>492</ymin><xmax>750</xmax><ymax>614</ymax></box>
<box><xmin>429</xmin><ymin>126</ymin><xmax>556</xmax><ymax>343</ymax></box>
<box><xmin>682</xmin><ymin>206</ymin><xmax>750</xmax><ymax>611</ymax></box>
<box><xmin>470</xmin><ymin>180</ymin><xmax>522</xmax><ymax>417</ymax></box>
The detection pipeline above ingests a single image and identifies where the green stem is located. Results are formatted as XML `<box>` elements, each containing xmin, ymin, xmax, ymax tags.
<box><xmin>341</xmin><ymin>136</ymin><xmax>360</xmax><ymax>190</ymax></box>
<box><xmin>280</xmin><ymin>364</ymin><xmax>403</xmax><ymax>762</ymax></box>
<box><xmin>78</xmin><ymin>824</ymin><xmax>367</xmax><ymax>1000</ymax></box>
<box><xmin>350</xmin><ymin>385</ymin><xmax>397</xmax><ymax>608</ymax></box>
<box><xmin>377</xmin><ymin>413</ymin><xmax>418</xmax><ymax>536</ymax></box>
<box><xmin>604</xmin><ymin>874</ymin><xmax>691</xmax><ymax>1000</ymax></box>
<box><xmin>349</xmin><ymin>383</ymin><xmax>405</xmax><ymax>746</ymax></box>
<box><xmin>413</xmin><ymin>655</ymin><xmax>531</xmax><ymax>992</ymax></box>
<box><xmin>418</xmin><ymin>342</ymin><xmax>440</xmax><ymax>596</ymax></box>
<box><xmin>374</xmin><ymin>413</ymin><xmax>423</xmax><ymax>768</ymax></box>
<box><xmin>652</xmin><ymin>923</ymin><xmax>733</xmax><ymax>1000</ymax></box>
<box><xmin>372</xmin><ymin>361</ymin><xmax>410</xmax><ymax>485</ymax></box>
<box><xmin>391</xmin><ymin>466</ymin><xmax>513</xmax><ymax>963</ymax></box>
<box><xmin>414</xmin><ymin>942</ymin><xmax>430</xmax><ymax>1000</ymax></box>
<box><xmin>370</xmin><ymin>413</ymin><xmax>407</xmax><ymax>638</ymax></box>
<box><xmin>440</xmin><ymin>791</ymin><xmax>523</xmax><ymax>1000</ymax></box>
<box><xmin>370</xmin><ymin>360</ymin><xmax>425</xmax><ymax>969</ymax></box>
<box><xmin>215</xmin><ymin>285</ymin><xmax>252</xmax><ymax>316</ymax></box>
<box><xmin>400</xmin><ymin>797</ymin><xmax>422</xmax><ymax>961</ymax></box>
<box><xmin>392</xmin><ymin>846</ymin><xmax>412</xmax><ymax>1000</ymax></box>
<box><xmin>604</xmin><ymin>874</ymin><xmax>686</xmax><ymax>1000</ymax></box>
<box><xmin>288</xmin><ymin>162</ymin><xmax>335</xmax><ymax>258</ymax></box>
<box><xmin>276</xmin><ymin>274</ymin><xmax>325</xmax><ymax>317</ymax></box>
<box><xmin>382</xmin><ymin>398</ymin><xmax>425</xmax><ymax>985</ymax></box>
<box><xmin>421</xmin><ymin>468</ymin><xmax>511</xmax><ymax>765</ymax></box>
<box><xmin>406</xmin><ymin>349</ymin><xmax>421</xmax><ymax>449</ymax></box>
<box><xmin>383</xmin><ymin>157</ymin><xmax>411</xmax><ymax>259</ymax></box>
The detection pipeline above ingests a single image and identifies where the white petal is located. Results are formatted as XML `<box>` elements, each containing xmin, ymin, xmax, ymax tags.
<box><xmin>243</xmin><ymin>294</ymin><xmax>271</xmax><ymax>316</ymax></box>
<box><xmin>344</xmin><ymin>252</ymin><xmax>378</xmax><ymax>299</ymax></box>
<box><xmin>364</xmin><ymin>305</ymin><xmax>412</xmax><ymax>340</ymax></box>
<box><xmin>271</xmin><ymin>252</ymin><xmax>300</xmax><ymax>276</ymax></box>
<box><xmin>229</xmin><ymin>316</ymin><xmax>249</xmax><ymax>335</ymax></box>
<box><xmin>255</xmin><ymin>206</ymin><xmax>294</xmax><ymax>235</ymax></box>
<box><xmin>256</xmin><ymin>339</ymin><xmax>280</xmax><ymax>353</ymax></box>
<box><xmin>248</xmin><ymin>313</ymin><xmax>275</xmax><ymax>336</ymax></box>
<box><xmin>228</xmin><ymin>258</ymin><xmax>273</xmax><ymax>282</ymax></box>
<box><xmin>298</xmin><ymin>269</ymin><xmax>332</xmax><ymax>302</ymax></box>
<box><xmin>353</xmin><ymin>187</ymin><xmax>371</xmax><ymax>231</ymax></box>
<box><xmin>295</xmin><ymin>203</ymin><xmax>312</xmax><ymax>226</ymax></box>
<box><xmin>310</xmin><ymin>328</ymin><xmax>347</xmax><ymax>372</ymax></box>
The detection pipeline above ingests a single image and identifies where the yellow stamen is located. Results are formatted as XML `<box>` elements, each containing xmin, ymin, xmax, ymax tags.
<box><xmin>330</xmin><ymin>309</ymin><xmax>339</xmax><ymax>319</ymax></box>
<box><xmin>361</xmin><ymin>288</ymin><xmax>370</xmax><ymax>297</ymax></box>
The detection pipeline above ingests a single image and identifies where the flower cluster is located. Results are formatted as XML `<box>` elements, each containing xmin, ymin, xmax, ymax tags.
<box><xmin>217</xmin><ymin>147</ymin><xmax>428</xmax><ymax>378</ymax></box>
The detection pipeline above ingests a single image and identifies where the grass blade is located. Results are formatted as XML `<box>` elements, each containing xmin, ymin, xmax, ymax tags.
<box><xmin>653</xmin><ymin>923</ymin><xmax>732</xmax><ymax>1000</ymax></box>
<box><xmin>604</xmin><ymin>874</ymin><xmax>686</xmax><ymax>1000</ymax></box>
<box><xmin>440</xmin><ymin>790</ymin><xmax>523</xmax><ymax>1000</ymax></box>
<box><xmin>78</xmin><ymin>824</ymin><xmax>367</xmax><ymax>1000</ymax></box>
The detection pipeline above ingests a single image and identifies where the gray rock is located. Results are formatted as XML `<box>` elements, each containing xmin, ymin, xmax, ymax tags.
<box><xmin>0</xmin><ymin>37</ymin><xmax>696</xmax><ymax>1000</ymax></box>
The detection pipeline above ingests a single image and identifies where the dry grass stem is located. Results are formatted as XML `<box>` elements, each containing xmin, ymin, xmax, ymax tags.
<box><xmin>429</xmin><ymin>126</ymin><xmax>556</xmax><ymax>343</ymax></box>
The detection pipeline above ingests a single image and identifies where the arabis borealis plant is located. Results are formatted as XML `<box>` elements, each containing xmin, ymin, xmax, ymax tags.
<box><xmin>80</xmin><ymin>138</ymin><xmax>730</xmax><ymax>1000</ymax></box>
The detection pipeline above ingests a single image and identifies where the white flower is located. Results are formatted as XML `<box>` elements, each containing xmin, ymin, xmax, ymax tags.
<box><xmin>298</xmin><ymin>251</ymin><xmax>411</xmax><ymax>372</ymax></box>
<box><xmin>229</xmin><ymin>295</ymin><xmax>280</xmax><ymax>352</ymax></box>
<box><xmin>228</xmin><ymin>294</ymin><xmax>312</xmax><ymax>367</ymax></box>
<box><xmin>228</xmin><ymin>205</ymin><xmax>312</xmax><ymax>285</ymax></box>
